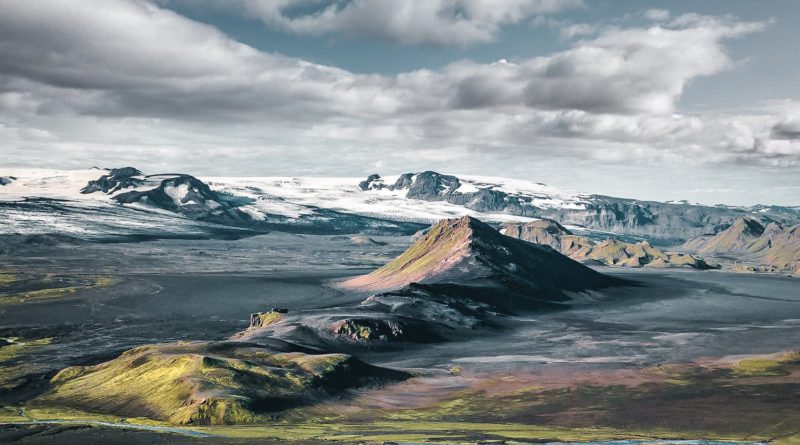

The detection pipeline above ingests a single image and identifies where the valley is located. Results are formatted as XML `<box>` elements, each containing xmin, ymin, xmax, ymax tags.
<box><xmin>1</xmin><ymin>168</ymin><xmax>799</xmax><ymax>444</ymax></box>
<box><xmin>4</xmin><ymin>2</ymin><xmax>800</xmax><ymax>443</ymax></box>
<box><xmin>1</xmin><ymin>227</ymin><xmax>799</xmax><ymax>443</ymax></box>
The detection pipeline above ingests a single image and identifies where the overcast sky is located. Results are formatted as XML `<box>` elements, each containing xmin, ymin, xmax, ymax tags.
<box><xmin>1</xmin><ymin>0</ymin><xmax>799</xmax><ymax>206</ymax></box>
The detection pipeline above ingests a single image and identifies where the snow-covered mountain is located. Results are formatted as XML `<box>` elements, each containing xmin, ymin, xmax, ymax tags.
<box><xmin>0</xmin><ymin>168</ymin><xmax>425</xmax><ymax>241</ymax></box>
<box><xmin>207</xmin><ymin>172</ymin><xmax>586</xmax><ymax>225</ymax></box>
<box><xmin>1</xmin><ymin>167</ymin><xmax>798</xmax><ymax>244</ymax></box>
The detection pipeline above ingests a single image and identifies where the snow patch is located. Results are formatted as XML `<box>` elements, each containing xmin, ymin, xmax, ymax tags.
<box><xmin>163</xmin><ymin>183</ymin><xmax>190</xmax><ymax>206</ymax></box>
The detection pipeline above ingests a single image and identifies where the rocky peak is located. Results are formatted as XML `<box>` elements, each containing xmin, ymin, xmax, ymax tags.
<box><xmin>762</xmin><ymin>222</ymin><xmax>785</xmax><ymax>238</ymax></box>
<box><xmin>81</xmin><ymin>167</ymin><xmax>144</xmax><ymax>194</ymax></box>
<box><xmin>358</xmin><ymin>171</ymin><xmax>462</xmax><ymax>198</ymax></box>
<box><xmin>730</xmin><ymin>217</ymin><xmax>766</xmax><ymax>237</ymax></box>
<box><xmin>685</xmin><ymin>217</ymin><xmax>768</xmax><ymax>254</ymax></box>
<box><xmin>390</xmin><ymin>173</ymin><xmax>415</xmax><ymax>190</ymax></box>
<box><xmin>113</xmin><ymin>174</ymin><xmax>250</xmax><ymax>222</ymax></box>
<box><xmin>358</xmin><ymin>174</ymin><xmax>384</xmax><ymax>191</ymax></box>
<box><xmin>406</xmin><ymin>171</ymin><xmax>461</xmax><ymax>199</ymax></box>
<box><xmin>336</xmin><ymin>215</ymin><xmax>615</xmax><ymax>304</ymax></box>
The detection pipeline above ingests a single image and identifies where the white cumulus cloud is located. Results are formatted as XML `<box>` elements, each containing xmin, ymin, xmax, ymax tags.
<box><xmin>0</xmin><ymin>0</ymin><xmax>796</xmax><ymax>195</ymax></box>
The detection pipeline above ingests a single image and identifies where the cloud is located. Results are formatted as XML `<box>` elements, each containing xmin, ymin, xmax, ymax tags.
<box><xmin>0</xmin><ymin>0</ymin><xmax>407</xmax><ymax>124</ymax></box>
<box><xmin>419</xmin><ymin>14</ymin><xmax>766</xmax><ymax>115</ymax></box>
<box><xmin>0</xmin><ymin>3</ymin><xmax>765</xmax><ymax>123</ymax></box>
<box><xmin>165</xmin><ymin>0</ymin><xmax>585</xmax><ymax>47</ymax></box>
<box><xmin>644</xmin><ymin>9</ymin><xmax>670</xmax><ymax>21</ymax></box>
<box><xmin>558</xmin><ymin>22</ymin><xmax>596</xmax><ymax>39</ymax></box>
<box><xmin>771</xmin><ymin>116</ymin><xmax>800</xmax><ymax>140</ymax></box>
<box><xmin>0</xmin><ymin>0</ymin><xmax>796</xmax><ymax>185</ymax></box>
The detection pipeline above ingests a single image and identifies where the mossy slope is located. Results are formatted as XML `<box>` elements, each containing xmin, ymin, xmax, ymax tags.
<box><xmin>730</xmin><ymin>351</ymin><xmax>800</xmax><ymax>377</ymax></box>
<box><xmin>37</xmin><ymin>341</ymin><xmax>408</xmax><ymax>425</ymax></box>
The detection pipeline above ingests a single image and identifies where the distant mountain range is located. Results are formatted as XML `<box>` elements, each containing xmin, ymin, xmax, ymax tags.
<box><xmin>1</xmin><ymin>167</ymin><xmax>799</xmax><ymax>246</ymax></box>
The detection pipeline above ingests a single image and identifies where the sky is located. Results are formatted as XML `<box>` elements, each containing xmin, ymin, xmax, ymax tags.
<box><xmin>1</xmin><ymin>0</ymin><xmax>799</xmax><ymax>206</ymax></box>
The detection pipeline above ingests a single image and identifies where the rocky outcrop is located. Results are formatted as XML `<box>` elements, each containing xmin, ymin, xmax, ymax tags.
<box><xmin>359</xmin><ymin>171</ymin><xmax>462</xmax><ymax>198</ymax></box>
<box><xmin>0</xmin><ymin>176</ymin><xmax>16</xmax><ymax>186</ymax></box>
<box><xmin>501</xmin><ymin>219</ymin><xmax>572</xmax><ymax>251</ymax></box>
<box><xmin>333</xmin><ymin>318</ymin><xmax>403</xmax><ymax>341</ymax></box>
<box><xmin>391</xmin><ymin>172</ymin><xmax>415</xmax><ymax>190</ymax></box>
<box><xmin>330</xmin><ymin>318</ymin><xmax>433</xmax><ymax>342</ymax></box>
<box><xmin>502</xmin><ymin>220</ymin><xmax>716</xmax><ymax>269</ymax></box>
<box><xmin>114</xmin><ymin>174</ymin><xmax>252</xmax><ymax>222</ymax></box>
<box><xmin>80</xmin><ymin>167</ymin><xmax>144</xmax><ymax>194</ymax></box>
<box><xmin>358</xmin><ymin>174</ymin><xmax>385</xmax><ymax>191</ymax></box>
<box><xmin>79</xmin><ymin>168</ymin><xmax>252</xmax><ymax>223</ymax></box>
<box><xmin>359</xmin><ymin>171</ymin><xmax>535</xmax><ymax>217</ymax></box>
<box><xmin>248</xmin><ymin>309</ymin><xmax>287</xmax><ymax>328</ymax></box>
<box><xmin>405</xmin><ymin>171</ymin><xmax>461</xmax><ymax>199</ymax></box>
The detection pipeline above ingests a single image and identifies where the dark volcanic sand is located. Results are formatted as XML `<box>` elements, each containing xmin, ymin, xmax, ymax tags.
<box><xmin>363</xmin><ymin>269</ymin><xmax>800</xmax><ymax>370</ymax></box>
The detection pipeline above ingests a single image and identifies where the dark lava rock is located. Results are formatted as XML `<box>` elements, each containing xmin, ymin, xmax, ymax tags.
<box><xmin>81</xmin><ymin>167</ymin><xmax>144</xmax><ymax>194</ymax></box>
<box><xmin>390</xmin><ymin>173</ymin><xmax>415</xmax><ymax>190</ymax></box>
<box><xmin>331</xmin><ymin>317</ymin><xmax>442</xmax><ymax>343</ymax></box>
<box><xmin>114</xmin><ymin>174</ymin><xmax>252</xmax><ymax>223</ymax></box>
<box><xmin>358</xmin><ymin>174</ymin><xmax>384</xmax><ymax>191</ymax></box>
<box><xmin>405</xmin><ymin>171</ymin><xmax>461</xmax><ymax>200</ymax></box>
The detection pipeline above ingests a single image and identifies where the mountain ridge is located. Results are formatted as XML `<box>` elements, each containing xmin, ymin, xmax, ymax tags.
<box><xmin>353</xmin><ymin>171</ymin><xmax>800</xmax><ymax>244</ymax></box>
<box><xmin>1</xmin><ymin>167</ymin><xmax>798</xmax><ymax>244</ymax></box>
<box><xmin>502</xmin><ymin>219</ymin><xmax>716</xmax><ymax>269</ymax></box>
<box><xmin>683</xmin><ymin>217</ymin><xmax>800</xmax><ymax>273</ymax></box>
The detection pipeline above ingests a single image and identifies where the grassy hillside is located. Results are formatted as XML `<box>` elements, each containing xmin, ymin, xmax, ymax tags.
<box><xmin>36</xmin><ymin>341</ymin><xmax>408</xmax><ymax>425</ymax></box>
